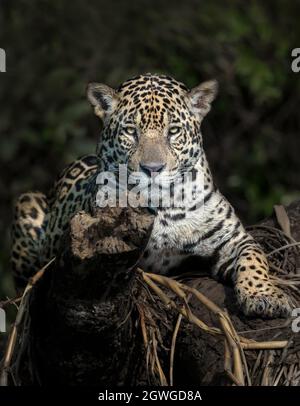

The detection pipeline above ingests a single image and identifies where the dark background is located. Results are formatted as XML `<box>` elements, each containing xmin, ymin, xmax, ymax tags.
<box><xmin>0</xmin><ymin>0</ymin><xmax>300</xmax><ymax>300</ymax></box>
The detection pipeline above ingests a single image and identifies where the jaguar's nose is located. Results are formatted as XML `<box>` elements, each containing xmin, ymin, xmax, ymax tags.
<box><xmin>140</xmin><ymin>162</ymin><xmax>166</xmax><ymax>176</ymax></box>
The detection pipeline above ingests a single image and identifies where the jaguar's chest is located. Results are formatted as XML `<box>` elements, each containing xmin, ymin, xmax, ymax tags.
<box><xmin>149</xmin><ymin>208</ymin><xmax>198</xmax><ymax>249</ymax></box>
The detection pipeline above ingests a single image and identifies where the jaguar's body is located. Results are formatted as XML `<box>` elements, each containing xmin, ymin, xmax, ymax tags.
<box><xmin>11</xmin><ymin>73</ymin><xmax>292</xmax><ymax>317</ymax></box>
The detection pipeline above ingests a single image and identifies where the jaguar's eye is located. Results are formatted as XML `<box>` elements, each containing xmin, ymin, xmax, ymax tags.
<box><xmin>168</xmin><ymin>126</ymin><xmax>181</xmax><ymax>137</ymax></box>
<box><xmin>124</xmin><ymin>126</ymin><xmax>137</xmax><ymax>137</ymax></box>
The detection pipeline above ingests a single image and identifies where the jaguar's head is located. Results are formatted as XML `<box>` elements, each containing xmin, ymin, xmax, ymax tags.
<box><xmin>87</xmin><ymin>73</ymin><xmax>217</xmax><ymax>185</ymax></box>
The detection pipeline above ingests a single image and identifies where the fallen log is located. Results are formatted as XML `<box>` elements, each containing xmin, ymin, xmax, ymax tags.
<box><xmin>1</xmin><ymin>202</ymin><xmax>300</xmax><ymax>386</ymax></box>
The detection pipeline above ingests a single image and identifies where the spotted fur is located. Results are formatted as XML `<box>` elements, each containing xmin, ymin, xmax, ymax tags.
<box><xmin>11</xmin><ymin>73</ymin><xmax>292</xmax><ymax>317</ymax></box>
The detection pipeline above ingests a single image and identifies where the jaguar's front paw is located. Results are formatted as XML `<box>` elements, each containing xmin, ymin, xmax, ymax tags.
<box><xmin>235</xmin><ymin>281</ymin><xmax>292</xmax><ymax>318</ymax></box>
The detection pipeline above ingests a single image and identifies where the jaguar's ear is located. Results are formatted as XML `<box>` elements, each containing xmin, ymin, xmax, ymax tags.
<box><xmin>87</xmin><ymin>83</ymin><xmax>118</xmax><ymax>120</ymax></box>
<box><xmin>187</xmin><ymin>80</ymin><xmax>218</xmax><ymax>117</ymax></box>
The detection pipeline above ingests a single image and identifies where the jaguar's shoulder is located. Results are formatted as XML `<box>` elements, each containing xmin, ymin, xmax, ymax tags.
<box><xmin>48</xmin><ymin>154</ymin><xmax>98</xmax><ymax>206</ymax></box>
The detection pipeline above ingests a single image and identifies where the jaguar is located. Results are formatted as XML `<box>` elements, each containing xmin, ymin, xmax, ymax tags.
<box><xmin>11</xmin><ymin>73</ymin><xmax>292</xmax><ymax>317</ymax></box>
